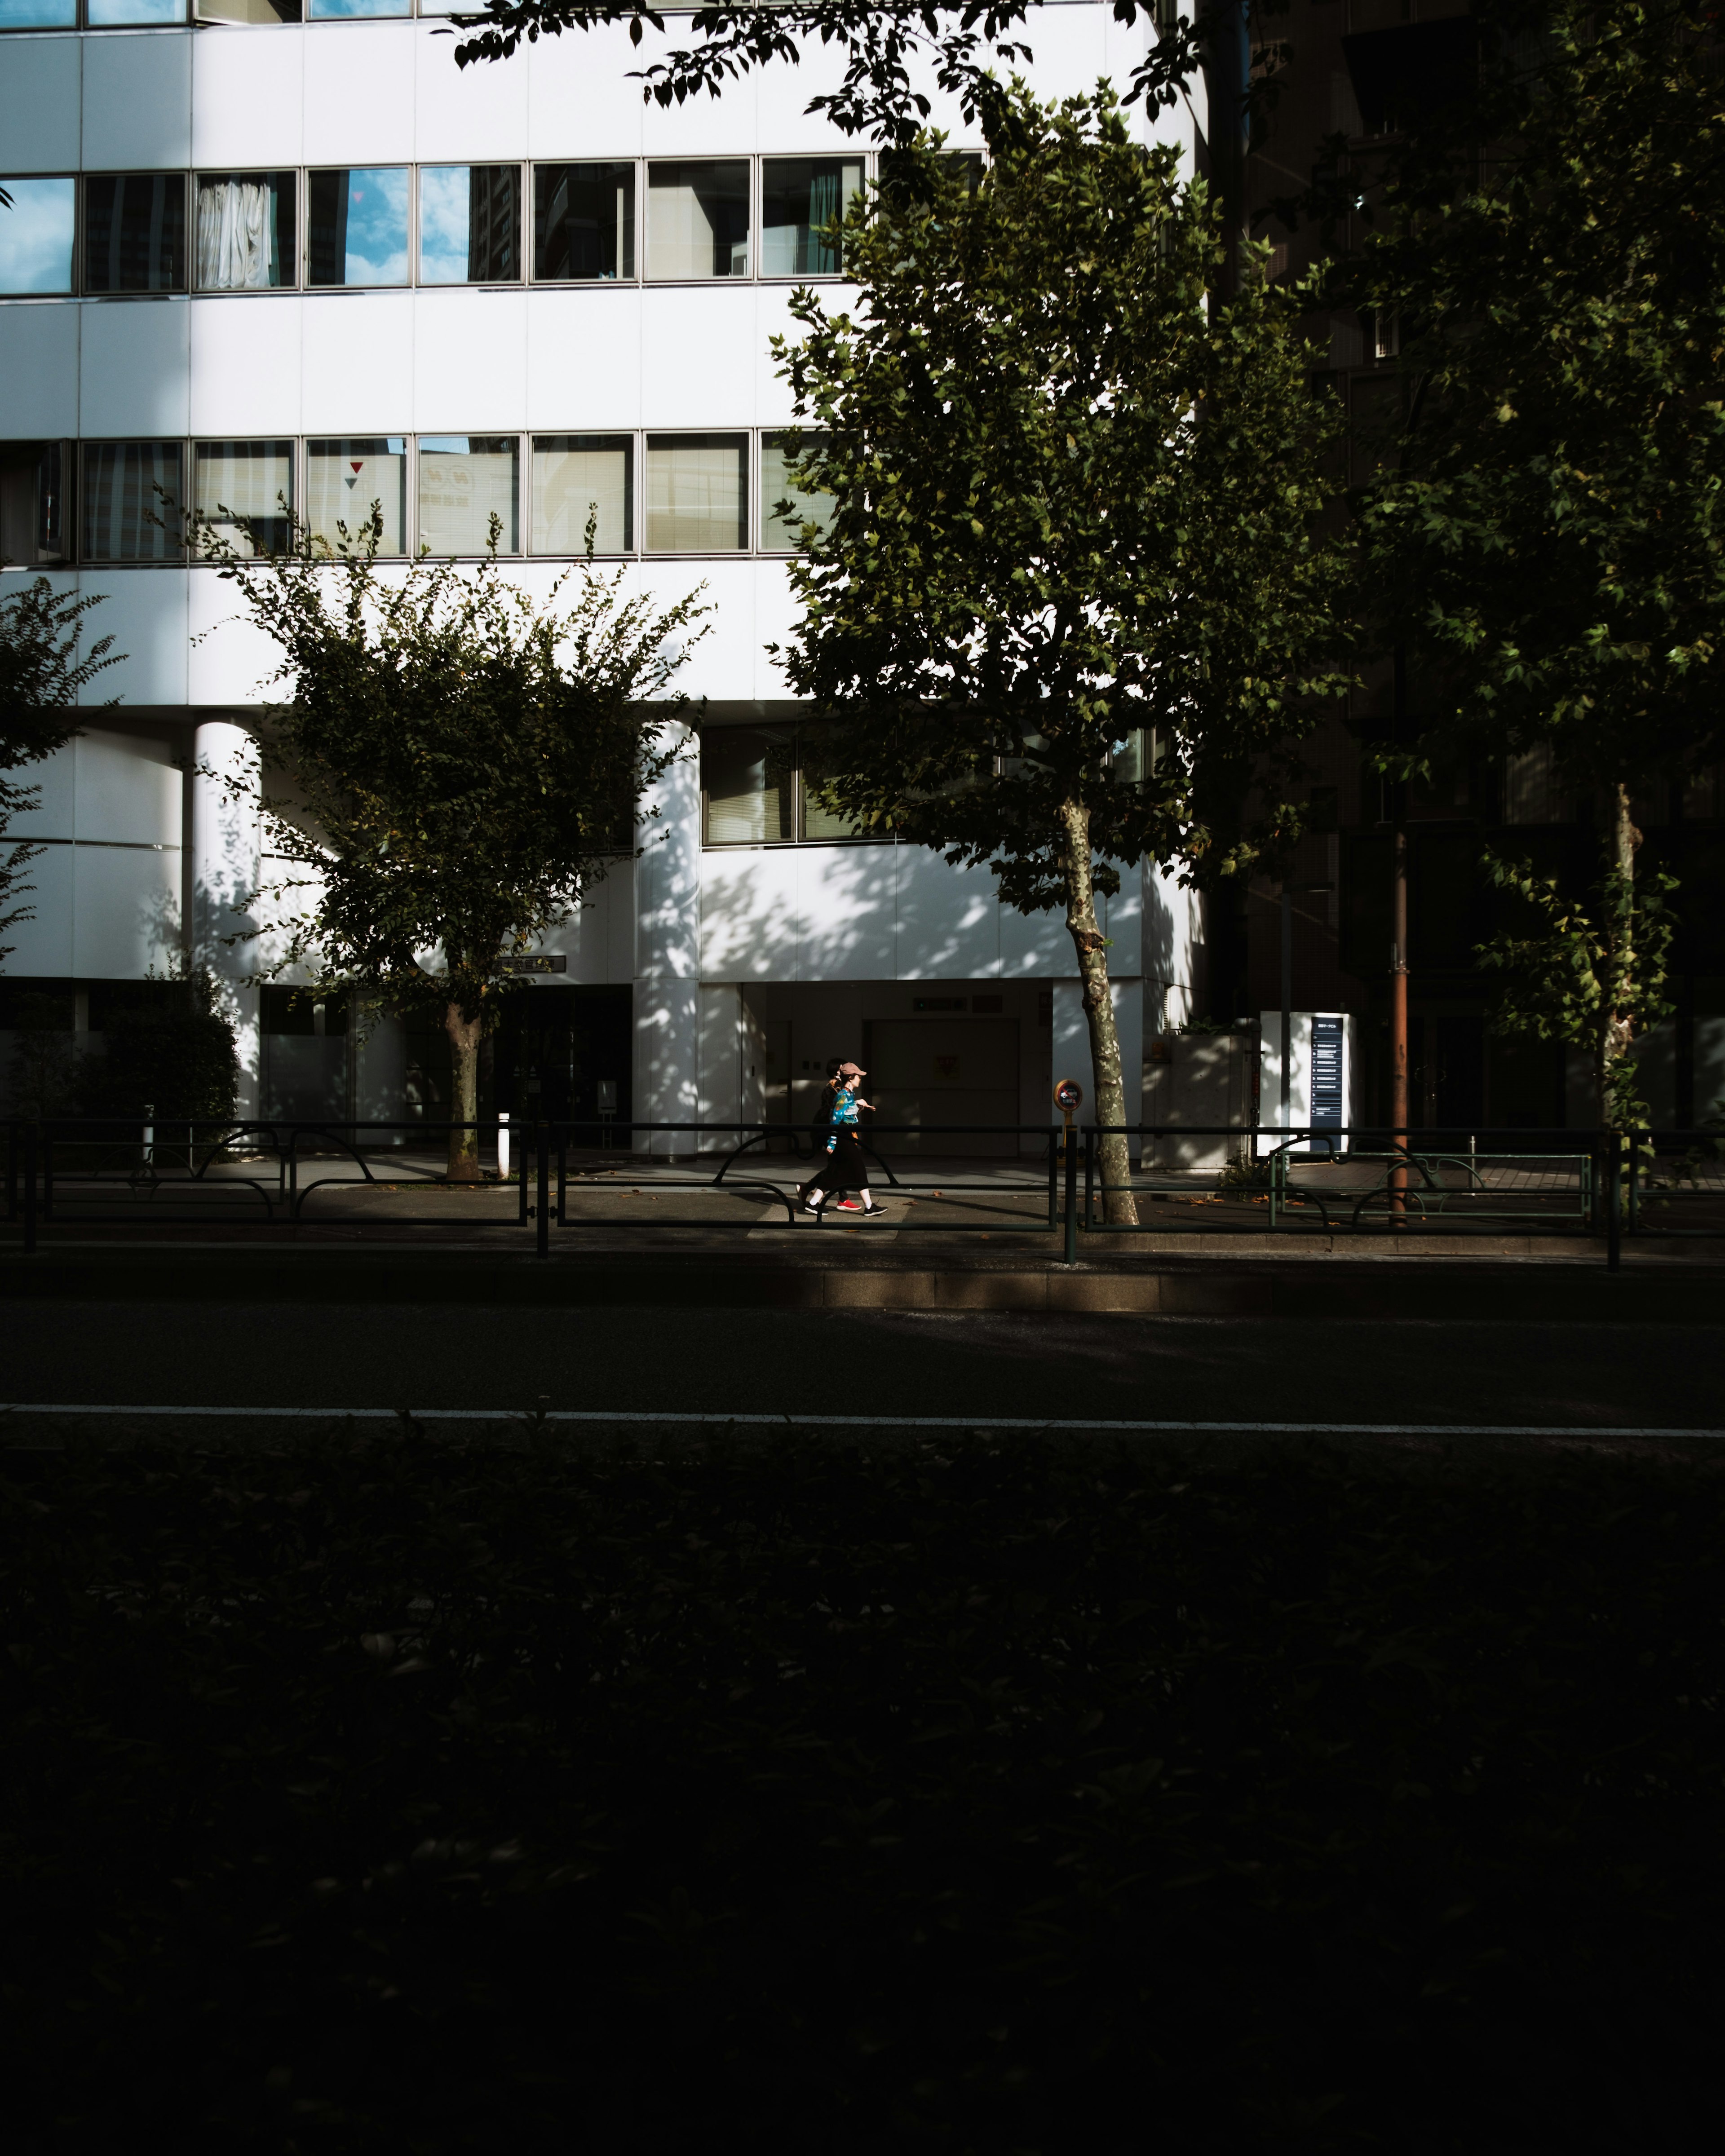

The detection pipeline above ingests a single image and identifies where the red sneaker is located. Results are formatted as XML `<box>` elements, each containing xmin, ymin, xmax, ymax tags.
<box><xmin>835</xmin><ymin>1198</ymin><xmax>865</xmax><ymax>1211</ymax></box>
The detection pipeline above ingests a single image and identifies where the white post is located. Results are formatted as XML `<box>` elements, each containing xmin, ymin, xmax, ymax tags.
<box><xmin>633</xmin><ymin>720</ymin><xmax>700</xmax><ymax>1158</ymax></box>
<box><xmin>190</xmin><ymin>720</ymin><xmax>262</xmax><ymax>1122</ymax></box>
<box><xmin>497</xmin><ymin>1110</ymin><xmax>511</xmax><ymax>1182</ymax></box>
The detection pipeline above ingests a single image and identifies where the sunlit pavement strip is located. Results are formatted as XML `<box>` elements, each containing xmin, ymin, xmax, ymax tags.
<box><xmin>1</xmin><ymin>1405</ymin><xmax>1721</xmax><ymax>1439</ymax></box>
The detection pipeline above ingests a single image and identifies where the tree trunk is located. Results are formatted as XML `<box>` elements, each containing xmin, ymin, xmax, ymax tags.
<box><xmin>444</xmin><ymin>1000</ymin><xmax>482</xmax><ymax>1182</ymax></box>
<box><xmin>1059</xmin><ymin>798</ymin><xmax>1139</xmax><ymax>1228</ymax></box>
<box><xmin>1597</xmin><ymin>780</ymin><xmax>1641</xmax><ymax>1127</ymax></box>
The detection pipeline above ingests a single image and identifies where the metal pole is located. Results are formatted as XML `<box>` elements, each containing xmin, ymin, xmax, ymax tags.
<box><xmin>536</xmin><ymin>1120</ymin><xmax>550</xmax><ymax>1260</ymax></box>
<box><xmin>1606</xmin><ymin>1129</ymin><xmax>1621</xmax><ymax>1272</ymax></box>
<box><xmin>1063</xmin><ymin>1111</ymin><xmax>1078</xmax><ymax>1264</ymax></box>
<box><xmin>557</xmin><ymin>1125</ymin><xmax>567</xmax><ymax>1225</ymax></box>
<box><xmin>1279</xmin><ymin>885</ymin><xmax>1292</xmax><ymax>1126</ymax></box>
<box><xmin>1390</xmin><ymin>822</ymin><xmax>1410</xmax><ymax>1221</ymax></box>
<box><xmin>23</xmin><ymin>1121</ymin><xmax>37</xmax><ymax>1255</ymax></box>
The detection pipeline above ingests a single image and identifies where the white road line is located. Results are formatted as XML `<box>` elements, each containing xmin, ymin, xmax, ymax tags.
<box><xmin>0</xmin><ymin>1405</ymin><xmax>1720</xmax><ymax>1438</ymax></box>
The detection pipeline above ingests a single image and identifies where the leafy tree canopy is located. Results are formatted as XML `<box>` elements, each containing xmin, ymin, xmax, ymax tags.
<box><xmin>770</xmin><ymin>89</ymin><xmax>1350</xmax><ymax>1212</ymax></box>
<box><xmin>199</xmin><ymin>512</ymin><xmax>706</xmax><ymax>1174</ymax></box>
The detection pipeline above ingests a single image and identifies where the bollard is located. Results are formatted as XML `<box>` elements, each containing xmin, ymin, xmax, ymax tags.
<box><xmin>142</xmin><ymin>1101</ymin><xmax>155</xmax><ymax>1171</ymax></box>
<box><xmin>497</xmin><ymin>1110</ymin><xmax>511</xmax><ymax>1184</ymax></box>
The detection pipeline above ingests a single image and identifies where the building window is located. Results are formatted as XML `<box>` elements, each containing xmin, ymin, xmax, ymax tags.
<box><xmin>417</xmin><ymin>436</ymin><xmax>519</xmax><ymax>556</ymax></box>
<box><xmin>195</xmin><ymin>1</ymin><xmax>302</xmax><ymax>20</ymax></box>
<box><xmin>760</xmin><ymin>433</ymin><xmax>833</xmax><ymax>551</ymax></box>
<box><xmin>418</xmin><ymin>165</ymin><xmax>520</xmax><ymax>285</ymax></box>
<box><xmin>306</xmin><ymin>0</ymin><xmax>408</xmax><ymax>16</ymax></box>
<box><xmin>0</xmin><ymin>0</ymin><xmax>77</xmax><ymax>22</ymax></box>
<box><xmin>84</xmin><ymin>174</ymin><xmax>186</xmax><ymax>295</ymax></box>
<box><xmin>82</xmin><ymin>442</ymin><xmax>183</xmax><ymax>562</ymax></box>
<box><xmin>793</xmin><ymin>720</ymin><xmax>868</xmax><ymax>840</ymax></box>
<box><xmin>195</xmin><ymin>173</ymin><xmax>296</xmax><ymax>292</ymax></box>
<box><xmin>88</xmin><ymin>0</ymin><xmax>187</xmax><ymax>19</ymax></box>
<box><xmin>193</xmin><ymin>440</ymin><xmax>294</xmax><ymax>557</ymax></box>
<box><xmin>307</xmin><ymin>437</ymin><xmax>406</xmax><ymax>555</ymax></box>
<box><xmin>0</xmin><ymin>441</ymin><xmax>71</xmax><ymax>565</ymax></box>
<box><xmin>531</xmin><ymin>435</ymin><xmax>632</xmax><ymax>555</ymax></box>
<box><xmin>761</xmin><ymin>158</ymin><xmax>862</xmax><ymax>277</ymax></box>
<box><xmin>533</xmin><ymin>163</ymin><xmax>635</xmax><ymax>282</ymax></box>
<box><xmin>646</xmin><ymin>434</ymin><xmax>747</xmax><ymax>552</ymax></box>
<box><xmin>702</xmin><ymin>725</ymin><xmax>797</xmax><ymax>845</ymax></box>
<box><xmin>0</xmin><ymin>177</ymin><xmax>75</xmax><ymax>295</ymax></box>
<box><xmin>306</xmin><ymin>168</ymin><xmax>409</xmax><ymax>288</ymax></box>
<box><xmin>1502</xmin><ymin>742</ymin><xmax>1572</xmax><ymax>825</ymax></box>
<box><xmin>646</xmin><ymin>161</ymin><xmax>750</xmax><ymax>280</ymax></box>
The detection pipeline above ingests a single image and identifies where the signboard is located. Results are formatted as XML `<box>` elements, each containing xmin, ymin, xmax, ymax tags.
<box><xmin>1053</xmin><ymin>1078</ymin><xmax>1084</xmax><ymax>1114</ymax></box>
<box><xmin>500</xmin><ymin>955</ymin><xmax>566</xmax><ymax>975</ymax></box>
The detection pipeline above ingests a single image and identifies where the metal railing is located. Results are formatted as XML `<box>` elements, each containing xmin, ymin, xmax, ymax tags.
<box><xmin>4</xmin><ymin>1116</ymin><xmax>1722</xmax><ymax>1268</ymax></box>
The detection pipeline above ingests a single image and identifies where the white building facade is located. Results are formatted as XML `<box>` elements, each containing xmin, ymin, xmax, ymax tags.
<box><xmin>0</xmin><ymin>1</ymin><xmax>1206</xmax><ymax>1149</ymax></box>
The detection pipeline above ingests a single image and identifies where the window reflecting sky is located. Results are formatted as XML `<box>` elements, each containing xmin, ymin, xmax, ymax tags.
<box><xmin>0</xmin><ymin>177</ymin><xmax>75</xmax><ymax>295</ymax></box>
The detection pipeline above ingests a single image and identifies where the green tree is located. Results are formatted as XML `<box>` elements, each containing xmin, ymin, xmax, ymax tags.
<box><xmin>197</xmin><ymin>512</ymin><xmax>707</xmax><ymax>1179</ymax></box>
<box><xmin>770</xmin><ymin>90</ymin><xmax>1349</xmax><ymax>1219</ymax></box>
<box><xmin>0</xmin><ymin>579</ymin><xmax>118</xmax><ymax>964</ymax></box>
<box><xmin>1345</xmin><ymin>0</ymin><xmax>1725</xmax><ymax>1124</ymax></box>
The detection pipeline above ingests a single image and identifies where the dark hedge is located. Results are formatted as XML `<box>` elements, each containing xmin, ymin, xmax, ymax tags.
<box><xmin>3</xmin><ymin>1429</ymin><xmax>1722</xmax><ymax>2152</ymax></box>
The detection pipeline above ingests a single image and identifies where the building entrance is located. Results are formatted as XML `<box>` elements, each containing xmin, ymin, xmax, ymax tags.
<box><xmin>868</xmin><ymin>1016</ymin><xmax>1021</xmax><ymax>1154</ymax></box>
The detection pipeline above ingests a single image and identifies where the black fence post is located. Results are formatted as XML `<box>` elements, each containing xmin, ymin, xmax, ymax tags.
<box><xmin>556</xmin><ymin>1126</ymin><xmax>567</xmax><ymax>1226</ymax></box>
<box><xmin>41</xmin><ymin>1118</ymin><xmax>53</xmax><ymax>1221</ymax></box>
<box><xmin>1063</xmin><ymin>1123</ymin><xmax>1079</xmax><ymax>1265</ymax></box>
<box><xmin>518</xmin><ymin>1121</ymin><xmax>530</xmax><ymax>1224</ymax></box>
<box><xmin>1606</xmin><ymin>1129</ymin><xmax>1622</xmax><ymax>1272</ymax></box>
<box><xmin>23</xmin><ymin>1121</ymin><xmax>38</xmax><ymax>1255</ymax></box>
<box><xmin>536</xmin><ymin>1122</ymin><xmax>550</xmax><ymax>1260</ymax></box>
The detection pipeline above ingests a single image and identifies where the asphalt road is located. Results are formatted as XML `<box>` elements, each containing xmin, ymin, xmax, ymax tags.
<box><xmin>5</xmin><ymin>1302</ymin><xmax>1721</xmax><ymax>1430</ymax></box>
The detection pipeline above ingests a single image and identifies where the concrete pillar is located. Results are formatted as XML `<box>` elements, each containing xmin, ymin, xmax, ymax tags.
<box><xmin>698</xmin><ymin>981</ymin><xmax>744</xmax><ymax>1149</ymax></box>
<box><xmin>190</xmin><ymin>719</ymin><xmax>261</xmax><ymax>1120</ymax></box>
<box><xmin>633</xmin><ymin>720</ymin><xmax>700</xmax><ymax>1156</ymax></box>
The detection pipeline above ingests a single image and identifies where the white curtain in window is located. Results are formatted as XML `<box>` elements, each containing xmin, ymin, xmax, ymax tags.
<box><xmin>197</xmin><ymin>178</ymin><xmax>272</xmax><ymax>291</ymax></box>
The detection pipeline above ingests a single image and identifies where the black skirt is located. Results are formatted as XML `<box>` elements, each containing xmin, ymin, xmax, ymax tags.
<box><xmin>807</xmin><ymin>1130</ymin><xmax>870</xmax><ymax>1193</ymax></box>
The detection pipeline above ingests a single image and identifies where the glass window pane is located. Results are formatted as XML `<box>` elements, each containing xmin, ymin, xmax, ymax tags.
<box><xmin>195</xmin><ymin>173</ymin><xmax>295</xmax><ymax>292</ymax></box>
<box><xmin>646</xmin><ymin>161</ymin><xmax>750</xmax><ymax>280</ymax></box>
<box><xmin>533</xmin><ymin>163</ymin><xmax>634</xmax><ymax>281</ymax></box>
<box><xmin>646</xmin><ymin>434</ymin><xmax>746</xmax><ymax>552</ymax></box>
<box><xmin>193</xmin><ymin>441</ymin><xmax>294</xmax><ymax>557</ymax></box>
<box><xmin>306</xmin><ymin>168</ymin><xmax>409</xmax><ymax>288</ymax></box>
<box><xmin>0</xmin><ymin>441</ymin><xmax>71</xmax><ymax>565</ymax></box>
<box><xmin>82</xmin><ymin>443</ymin><xmax>183</xmax><ymax>563</ymax></box>
<box><xmin>796</xmin><ymin>723</ymin><xmax>868</xmax><ymax>842</ymax></box>
<box><xmin>195</xmin><ymin>0</ymin><xmax>302</xmax><ymax>20</ymax></box>
<box><xmin>0</xmin><ymin>178</ymin><xmax>75</xmax><ymax>296</ymax></box>
<box><xmin>531</xmin><ymin>435</ymin><xmax>632</xmax><ymax>554</ymax></box>
<box><xmin>760</xmin><ymin>433</ymin><xmax>833</xmax><ymax>551</ymax></box>
<box><xmin>702</xmin><ymin>726</ymin><xmax>795</xmax><ymax>845</ymax></box>
<box><xmin>0</xmin><ymin>0</ymin><xmax>77</xmax><ymax>23</ymax></box>
<box><xmin>87</xmin><ymin>0</ymin><xmax>186</xmax><ymax>20</ymax></box>
<box><xmin>83</xmin><ymin>175</ymin><xmax>187</xmax><ymax>295</ymax></box>
<box><xmin>418</xmin><ymin>166</ymin><xmax>520</xmax><ymax>285</ymax></box>
<box><xmin>761</xmin><ymin>158</ymin><xmax>863</xmax><ymax>277</ymax></box>
<box><xmin>306</xmin><ymin>438</ymin><xmax>407</xmax><ymax>555</ymax></box>
<box><xmin>416</xmin><ymin>437</ymin><xmax>519</xmax><ymax>556</ymax></box>
<box><xmin>307</xmin><ymin>0</ymin><xmax>408</xmax><ymax>16</ymax></box>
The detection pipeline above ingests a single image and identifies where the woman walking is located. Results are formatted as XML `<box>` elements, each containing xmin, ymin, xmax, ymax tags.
<box><xmin>798</xmin><ymin>1062</ymin><xmax>888</xmax><ymax>1217</ymax></box>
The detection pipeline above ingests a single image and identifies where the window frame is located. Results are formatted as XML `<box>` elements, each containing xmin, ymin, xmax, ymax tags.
<box><xmin>0</xmin><ymin>171</ymin><xmax>78</xmax><ymax>298</ymax></box>
<box><xmin>80</xmin><ymin>169</ymin><xmax>190</xmax><ymax>297</ymax></box>
<box><xmin>191</xmin><ymin>169</ymin><xmax>300</xmax><ymax>295</ymax></box>
<box><xmin>757</xmin><ymin>155</ymin><xmax>866</xmax><ymax>283</ymax></box>
<box><xmin>415</xmin><ymin>161</ymin><xmax>526</xmax><ymax>290</ymax></box>
<box><xmin>78</xmin><ymin>437</ymin><xmax>189</xmax><ymax>565</ymax></box>
<box><xmin>698</xmin><ymin>716</ymin><xmax>888</xmax><ymax>851</ymax></box>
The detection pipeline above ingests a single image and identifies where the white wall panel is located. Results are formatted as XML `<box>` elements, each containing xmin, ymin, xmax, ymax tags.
<box><xmin>414</xmin><ymin>26</ymin><xmax>528</xmax><ymax>162</ymax></box>
<box><xmin>1000</xmin><ymin>898</ymin><xmax>1075</xmax><ymax>977</ymax></box>
<box><xmin>189</xmin><ymin>297</ymin><xmax>303</xmax><ymax>436</ymax></box>
<box><xmin>699</xmin><ymin>847</ymin><xmax>799</xmax><ymax>979</ymax></box>
<box><xmin>525</xmin><ymin>25</ymin><xmax>650</xmax><ymax>161</ymax></box>
<box><xmin>303</xmin><ymin>26</ymin><xmax>416</xmax><ymax>168</ymax></box>
<box><xmin>0</xmin><ymin>305</ymin><xmax>80</xmax><ymax>437</ymax></box>
<box><xmin>753</xmin><ymin>45</ymin><xmax>862</xmax><ymax>155</ymax></box>
<box><xmin>754</xmin><ymin>286</ymin><xmax>820</xmax><ymax>427</ymax></box>
<box><xmin>72</xmin><ymin>842</ymin><xmax>183</xmax><ymax>979</ymax></box>
<box><xmin>300</xmin><ymin>293</ymin><xmax>415</xmax><ymax>432</ymax></box>
<box><xmin>643</xmin><ymin>557</ymin><xmax>756</xmax><ymax>702</ymax></box>
<box><xmin>640</xmin><ymin>80</ymin><xmax>753</xmax><ymax>161</ymax></box>
<box><xmin>186</xmin><ymin>568</ymin><xmax>279</xmax><ymax>710</ymax></box>
<box><xmin>639</xmin><ymin>286</ymin><xmax>759</xmax><ymax>425</ymax></box>
<box><xmin>77</xmin><ymin>571</ymin><xmax>190</xmax><ymax>706</ymax></box>
<box><xmin>525</xmin><ymin>290</ymin><xmax>641</xmax><ymax>429</ymax></box>
<box><xmin>1106</xmin><ymin>862</ymin><xmax>1142</xmax><ymax>976</ymax></box>
<box><xmin>2</xmin><ymin>738</ymin><xmax>76</xmax><ymax>840</ymax></box>
<box><xmin>895</xmin><ymin>845</ymin><xmax>1000</xmax><ymax>980</ymax></box>
<box><xmin>80</xmin><ymin>298</ymin><xmax>189</xmax><ymax>436</ymax></box>
<box><xmin>84</xmin><ymin>30</ymin><xmax>192</xmax><ymax>172</ymax></box>
<box><xmin>800</xmin><ymin>846</ymin><xmax>895</xmax><ymax>981</ymax></box>
<box><xmin>0</xmin><ymin>844</ymin><xmax>74</xmax><ymax>975</ymax></box>
<box><xmin>0</xmin><ymin>35</ymin><xmax>80</xmax><ymax>175</ymax></box>
<box><xmin>190</xmin><ymin>28</ymin><xmax>305</xmax><ymax>170</ymax></box>
<box><xmin>74</xmin><ymin>727</ymin><xmax>183</xmax><ymax>847</ymax></box>
<box><xmin>414</xmin><ymin>290</ymin><xmax>527</xmax><ymax>429</ymax></box>
<box><xmin>635</xmin><ymin>720</ymin><xmax>699</xmax><ymax>979</ymax></box>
